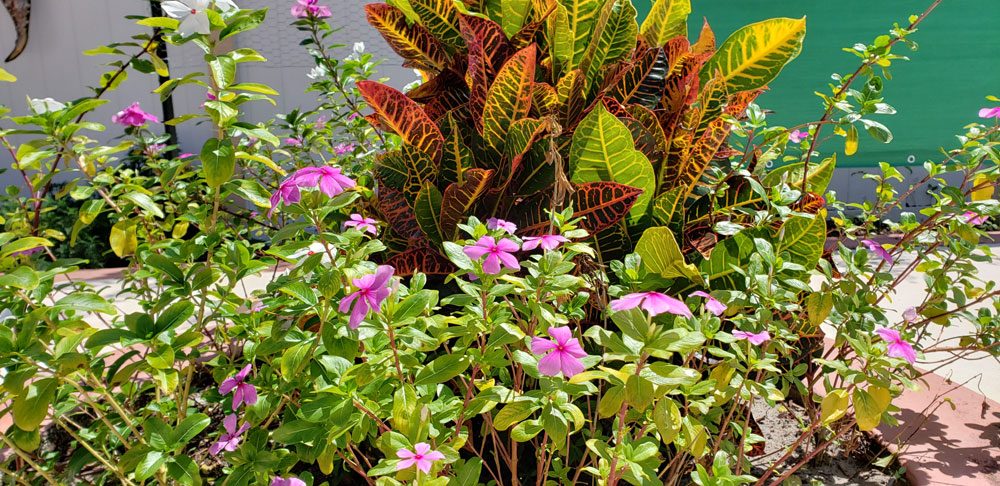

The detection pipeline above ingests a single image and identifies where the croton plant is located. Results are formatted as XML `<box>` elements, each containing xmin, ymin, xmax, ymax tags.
<box><xmin>359</xmin><ymin>0</ymin><xmax>819</xmax><ymax>283</ymax></box>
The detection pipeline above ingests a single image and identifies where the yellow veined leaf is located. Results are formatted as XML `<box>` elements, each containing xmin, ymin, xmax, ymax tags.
<box><xmin>501</xmin><ymin>0</ymin><xmax>532</xmax><ymax>38</ymax></box>
<box><xmin>972</xmin><ymin>173</ymin><xmax>994</xmax><ymax>201</ymax></box>
<box><xmin>852</xmin><ymin>388</ymin><xmax>883</xmax><ymax>431</ymax></box>
<box><xmin>561</xmin><ymin>0</ymin><xmax>603</xmax><ymax>71</ymax></box>
<box><xmin>639</xmin><ymin>0</ymin><xmax>690</xmax><ymax>47</ymax></box>
<box><xmin>581</xmin><ymin>0</ymin><xmax>638</xmax><ymax>93</ymax></box>
<box><xmin>634</xmin><ymin>226</ymin><xmax>704</xmax><ymax>284</ymax></box>
<box><xmin>700</xmin><ymin>17</ymin><xmax>806</xmax><ymax>92</ymax></box>
<box><xmin>820</xmin><ymin>389</ymin><xmax>849</xmax><ymax>424</ymax></box>
<box><xmin>776</xmin><ymin>209</ymin><xmax>827</xmax><ymax>269</ymax></box>
<box><xmin>110</xmin><ymin>220</ymin><xmax>138</xmax><ymax>257</ymax></box>
<box><xmin>482</xmin><ymin>45</ymin><xmax>536</xmax><ymax>149</ymax></box>
<box><xmin>365</xmin><ymin>3</ymin><xmax>450</xmax><ymax>72</ymax></box>
<box><xmin>236</xmin><ymin>151</ymin><xmax>286</xmax><ymax>176</ymax></box>
<box><xmin>409</xmin><ymin>0</ymin><xmax>464</xmax><ymax>48</ymax></box>
<box><xmin>569</xmin><ymin>104</ymin><xmax>655</xmax><ymax>221</ymax></box>
<box><xmin>845</xmin><ymin>124</ymin><xmax>859</xmax><ymax>156</ymax></box>
<box><xmin>546</xmin><ymin>2</ymin><xmax>572</xmax><ymax>76</ymax></box>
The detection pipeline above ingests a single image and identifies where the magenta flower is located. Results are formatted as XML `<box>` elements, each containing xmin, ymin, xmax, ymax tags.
<box><xmin>788</xmin><ymin>129</ymin><xmax>809</xmax><ymax>143</ymax></box>
<box><xmin>251</xmin><ymin>301</ymin><xmax>268</xmax><ymax>313</ymax></box>
<box><xmin>347</xmin><ymin>112</ymin><xmax>360</xmax><ymax>121</ymax></box>
<box><xmin>144</xmin><ymin>143</ymin><xmax>166</xmax><ymax>157</ymax></box>
<box><xmin>609</xmin><ymin>291</ymin><xmax>693</xmax><ymax>318</ymax></box>
<box><xmin>531</xmin><ymin>325</ymin><xmax>588</xmax><ymax>378</ymax></box>
<box><xmin>396</xmin><ymin>442</ymin><xmax>445</xmax><ymax>474</ymax></box>
<box><xmin>463</xmin><ymin>236</ymin><xmax>520</xmax><ymax>274</ymax></box>
<box><xmin>219</xmin><ymin>364</ymin><xmax>258</xmax><ymax>409</ymax></box>
<box><xmin>206</xmin><ymin>91</ymin><xmax>217</xmax><ymax>101</ymax></box>
<box><xmin>283</xmin><ymin>137</ymin><xmax>302</xmax><ymax>146</ymax></box>
<box><xmin>268</xmin><ymin>177</ymin><xmax>302</xmax><ymax>218</ymax></box>
<box><xmin>733</xmin><ymin>329</ymin><xmax>771</xmax><ymax>345</ymax></box>
<box><xmin>964</xmin><ymin>211</ymin><xmax>989</xmax><ymax>225</ymax></box>
<box><xmin>861</xmin><ymin>239</ymin><xmax>894</xmax><ymax>265</ymax></box>
<box><xmin>332</xmin><ymin>142</ymin><xmax>355</xmax><ymax>155</ymax></box>
<box><xmin>875</xmin><ymin>326</ymin><xmax>917</xmax><ymax>364</ymax></box>
<box><xmin>486</xmin><ymin>217</ymin><xmax>517</xmax><ymax>234</ymax></box>
<box><xmin>291</xmin><ymin>0</ymin><xmax>331</xmax><ymax>18</ymax></box>
<box><xmin>293</xmin><ymin>166</ymin><xmax>356</xmax><ymax>198</ymax></box>
<box><xmin>689</xmin><ymin>291</ymin><xmax>726</xmax><ymax>316</ymax></box>
<box><xmin>338</xmin><ymin>265</ymin><xmax>394</xmax><ymax>329</ymax></box>
<box><xmin>271</xmin><ymin>477</ymin><xmax>306</xmax><ymax>486</ymax></box>
<box><xmin>112</xmin><ymin>102</ymin><xmax>159</xmax><ymax>127</ymax></box>
<box><xmin>979</xmin><ymin>107</ymin><xmax>1000</xmax><ymax>119</ymax></box>
<box><xmin>902</xmin><ymin>307</ymin><xmax>918</xmax><ymax>323</ymax></box>
<box><xmin>209</xmin><ymin>414</ymin><xmax>250</xmax><ymax>455</ymax></box>
<box><xmin>12</xmin><ymin>246</ymin><xmax>44</xmax><ymax>257</ymax></box>
<box><xmin>521</xmin><ymin>234</ymin><xmax>569</xmax><ymax>251</ymax></box>
<box><xmin>344</xmin><ymin>213</ymin><xmax>378</xmax><ymax>235</ymax></box>
<box><xmin>179</xmin><ymin>153</ymin><xmax>196</xmax><ymax>158</ymax></box>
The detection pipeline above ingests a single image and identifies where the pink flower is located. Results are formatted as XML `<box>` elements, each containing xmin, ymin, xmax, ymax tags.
<box><xmin>902</xmin><ymin>307</ymin><xmax>918</xmax><ymax>323</ymax></box>
<box><xmin>875</xmin><ymin>326</ymin><xmax>917</xmax><ymax>364</ymax></box>
<box><xmin>733</xmin><ymin>329</ymin><xmax>771</xmax><ymax>345</ymax></box>
<box><xmin>293</xmin><ymin>166</ymin><xmax>356</xmax><ymax>198</ymax></box>
<box><xmin>347</xmin><ymin>112</ymin><xmax>360</xmax><ymax>121</ymax></box>
<box><xmin>112</xmin><ymin>102</ymin><xmax>159</xmax><ymax>127</ymax></box>
<box><xmin>250</xmin><ymin>211</ymin><xmax>259</xmax><ymax>218</ymax></box>
<box><xmin>521</xmin><ymin>234</ymin><xmax>570</xmax><ymax>251</ymax></box>
<box><xmin>144</xmin><ymin>143</ymin><xmax>166</xmax><ymax>157</ymax></box>
<box><xmin>609</xmin><ymin>291</ymin><xmax>693</xmax><ymax>318</ymax></box>
<box><xmin>689</xmin><ymin>291</ymin><xmax>726</xmax><ymax>316</ymax></box>
<box><xmin>251</xmin><ymin>301</ymin><xmax>267</xmax><ymax>313</ymax></box>
<box><xmin>964</xmin><ymin>211</ymin><xmax>989</xmax><ymax>225</ymax></box>
<box><xmin>291</xmin><ymin>0</ymin><xmax>331</xmax><ymax>18</ymax></box>
<box><xmin>338</xmin><ymin>265</ymin><xmax>394</xmax><ymax>329</ymax></box>
<box><xmin>179</xmin><ymin>153</ymin><xmax>196</xmax><ymax>158</ymax></box>
<box><xmin>219</xmin><ymin>364</ymin><xmax>257</xmax><ymax>409</ymax></box>
<box><xmin>268</xmin><ymin>177</ymin><xmax>302</xmax><ymax>218</ymax></box>
<box><xmin>531</xmin><ymin>325</ymin><xmax>588</xmax><ymax>378</ymax></box>
<box><xmin>344</xmin><ymin>213</ymin><xmax>378</xmax><ymax>235</ymax></box>
<box><xmin>788</xmin><ymin>129</ymin><xmax>809</xmax><ymax>143</ymax></box>
<box><xmin>463</xmin><ymin>236</ymin><xmax>520</xmax><ymax>275</ymax></box>
<box><xmin>209</xmin><ymin>414</ymin><xmax>249</xmax><ymax>455</ymax></box>
<box><xmin>861</xmin><ymin>239</ymin><xmax>894</xmax><ymax>265</ymax></box>
<box><xmin>979</xmin><ymin>107</ymin><xmax>1000</xmax><ymax>119</ymax></box>
<box><xmin>271</xmin><ymin>477</ymin><xmax>306</xmax><ymax>486</ymax></box>
<box><xmin>283</xmin><ymin>137</ymin><xmax>302</xmax><ymax>146</ymax></box>
<box><xmin>206</xmin><ymin>91</ymin><xmax>217</xmax><ymax>101</ymax></box>
<box><xmin>333</xmin><ymin>142</ymin><xmax>355</xmax><ymax>155</ymax></box>
<box><xmin>12</xmin><ymin>246</ymin><xmax>44</xmax><ymax>257</ymax></box>
<box><xmin>486</xmin><ymin>217</ymin><xmax>517</xmax><ymax>234</ymax></box>
<box><xmin>396</xmin><ymin>442</ymin><xmax>445</xmax><ymax>474</ymax></box>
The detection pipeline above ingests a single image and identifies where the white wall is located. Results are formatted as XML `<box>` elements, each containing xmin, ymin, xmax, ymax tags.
<box><xmin>0</xmin><ymin>0</ymin><xmax>417</xmax><ymax>189</ymax></box>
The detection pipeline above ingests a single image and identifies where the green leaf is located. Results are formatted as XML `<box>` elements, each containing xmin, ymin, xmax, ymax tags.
<box><xmin>110</xmin><ymin>219</ymin><xmax>138</xmax><ymax>257</ymax></box>
<box><xmin>598</xmin><ymin>385</ymin><xmax>626</xmax><ymax>418</ymax></box>
<box><xmin>494</xmin><ymin>400</ymin><xmax>538</xmax><ymax>431</ymax></box>
<box><xmin>281</xmin><ymin>342</ymin><xmax>313</xmax><ymax>378</ymax></box>
<box><xmin>201</xmin><ymin>138</ymin><xmax>236</xmax><ymax>188</ymax></box>
<box><xmin>414</xmin><ymin>353</ymin><xmax>468</xmax><ymax>386</ymax></box>
<box><xmin>172</xmin><ymin>414</ymin><xmax>210</xmax><ymax>450</ymax></box>
<box><xmin>12</xmin><ymin>378</ymin><xmax>56</xmax><ymax>431</ymax></box>
<box><xmin>1</xmin><ymin>237</ymin><xmax>52</xmax><ymax>258</ymax></box>
<box><xmin>639</xmin><ymin>0</ymin><xmax>690</xmax><ymax>46</ymax></box>
<box><xmin>625</xmin><ymin>375</ymin><xmax>654</xmax><ymax>412</ymax></box>
<box><xmin>0</xmin><ymin>68</ymin><xmax>16</xmax><ymax>82</ymax></box>
<box><xmin>852</xmin><ymin>388</ymin><xmax>882</xmax><ymax>431</ymax></box>
<box><xmin>634</xmin><ymin>227</ymin><xmax>704</xmax><ymax>284</ymax></box>
<box><xmin>125</xmin><ymin>192</ymin><xmax>164</xmax><ymax>218</ymax></box>
<box><xmin>166</xmin><ymin>455</ymin><xmax>202</xmax><ymax>486</ymax></box>
<box><xmin>700</xmin><ymin>17</ymin><xmax>806</xmax><ymax>92</ymax></box>
<box><xmin>0</xmin><ymin>266</ymin><xmax>39</xmax><ymax>290</ymax></box>
<box><xmin>135</xmin><ymin>450</ymin><xmax>167</xmax><ymax>481</ymax></box>
<box><xmin>653</xmin><ymin>398</ymin><xmax>681</xmax><ymax>445</ymax></box>
<box><xmin>147</xmin><ymin>344</ymin><xmax>175</xmax><ymax>369</ymax></box>
<box><xmin>225</xmin><ymin>179</ymin><xmax>272</xmax><ymax>207</ymax></box>
<box><xmin>570</xmin><ymin>104</ymin><xmax>654</xmax><ymax>221</ymax></box>
<box><xmin>145</xmin><ymin>254</ymin><xmax>184</xmax><ymax>283</ymax></box>
<box><xmin>210</xmin><ymin>55</ymin><xmax>237</xmax><ymax>88</ymax></box>
<box><xmin>560</xmin><ymin>0</ymin><xmax>603</xmax><ymax>71</ymax></box>
<box><xmin>776</xmin><ymin>211</ymin><xmax>826</xmax><ymax>269</ymax></box>
<box><xmin>861</xmin><ymin>119</ymin><xmax>893</xmax><ymax>143</ymax></box>
<box><xmin>280</xmin><ymin>281</ymin><xmax>318</xmax><ymax>307</ymax></box>
<box><xmin>581</xmin><ymin>0</ymin><xmax>638</xmax><ymax>92</ymax></box>
<box><xmin>761</xmin><ymin>153</ymin><xmax>836</xmax><ymax>194</ymax></box>
<box><xmin>53</xmin><ymin>293</ymin><xmax>115</xmax><ymax>314</ymax></box>
<box><xmin>220</xmin><ymin>8</ymin><xmax>268</xmax><ymax>40</ymax></box>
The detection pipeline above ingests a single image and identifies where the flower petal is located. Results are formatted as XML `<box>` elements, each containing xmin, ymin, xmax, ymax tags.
<box><xmin>222</xmin><ymin>414</ymin><xmax>239</xmax><ymax>434</ymax></box>
<box><xmin>559</xmin><ymin>354</ymin><xmax>585</xmax><ymax>378</ymax></box>
<box><xmin>547</xmin><ymin>326</ymin><xmax>573</xmax><ymax>346</ymax></box>
<box><xmin>530</xmin><ymin>337</ymin><xmax>557</xmax><ymax>355</ymax></box>
<box><xmin>413</xmin><ymin>442</ymin><xmax>431</xmax><ymax>455</ymax></box>
<box><xmin>537</xmin><ymin>351</ymin><xmax>562</xmax><ymax>376</ymax></box>
<box><xmin>482</xmin><ymin>254</ymin><xmax>501</xmax><ymax>274</ymax></box>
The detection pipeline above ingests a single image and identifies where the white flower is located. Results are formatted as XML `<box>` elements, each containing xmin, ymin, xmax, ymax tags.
<box><xmin>0</xmin><ymin>309</ymin><xmax>13</xmax><ymax>322</ymax></box>
<box><xmin>346</xmin><ymin>42</ymin><xmax>365</xmax><ymax>61</ymax></box>
<box><xmin>215</xmin><ymin>0</ymin><xmax>239</xmax><ymax>11</ymax></box>
<box><xmin>162</xmin><ymin>0</ymin><xmax>211</xmax><ymax>37</ymax></box>
<box><xmin>307</xmin><ymin>65</ymin><xmax>328</xmax><ymax>80</ymax></box>
<box><xmin>29</xmin><ymin>97</ymin><xmax>66</xmax><ymax>113</ymax></box>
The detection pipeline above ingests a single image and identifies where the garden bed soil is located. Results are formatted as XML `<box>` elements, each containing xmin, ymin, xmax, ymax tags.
<box><xmin>750</xmin><ymin>400</ymin><xmax>907</xmax><ymax>486</ymax></box>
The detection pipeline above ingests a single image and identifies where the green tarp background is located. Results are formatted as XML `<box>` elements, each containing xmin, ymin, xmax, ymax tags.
<box><xmin>632</xmin><ymin>1</ymin><xmax>1000</xmax><ymax>167</ymax></box>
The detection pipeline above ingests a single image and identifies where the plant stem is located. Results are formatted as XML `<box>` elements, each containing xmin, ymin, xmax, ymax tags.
<box><xmin>0</xmin><ymin>433</ymin><xmax>62</xmax><ymax>485</ymax></box>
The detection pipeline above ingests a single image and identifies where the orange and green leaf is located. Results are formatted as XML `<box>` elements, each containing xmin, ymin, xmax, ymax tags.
<box><xmin>409</xmin><ymin>0</ymin><xmax>464</xmax><ymax>50</ymax></box>
<box><xmin>639</xmin><ymin>0</ymin><xmax>690</xmax><ymax>47</ymax></box>
<box><xmin>385</xmin><ymin>247</ymin><xmax>456</xmax><ymax>276</ymax></box>
<box><xmin>440</xmin><ymin>168</ymin><xmax>496</xmax><ymax>238</ymax></box>
<box><xmin>512</xmin><ymin>181</ymin><xmax>645</xmax><ymax>236</ymax></box>
<box><xmin>482</xmin><ymin>44</ymin><xmax>537</xmax><ymax>149</ymax></box>
<box><xmin>358</xmin><ymin>81</ymin><xmax>444</xmax><ymax>160</ymax></box>
<box><xmin>365</xmin><ymin>3</ymin><xmax>450</xmax><ymax>72</ymax></box>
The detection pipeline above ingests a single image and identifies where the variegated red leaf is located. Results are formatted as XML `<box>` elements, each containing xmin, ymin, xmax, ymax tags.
<box><xmin>377</xmin><ymin>187</ymin><xmax>427</xmax><ymax>243</ymax></box>
<box><xmin>385</xmin><ymin>247</ymin><xmax>457</xmax><ymax>276</ymax></box>
<box><xmin>439</xmin><ymin>168</ymin><xmax>496</xmax><ymax>238</ymax></box>
<box><xmin>482</xmin><ymin>44</ymin><xmax>537</xmax><ymax>149</ymax></box>
<box><xmin>365</xmin><ymin>3</ymin><xmax>450</xmax><ymax>72</ymax></box>
<box><xmin>511</xmin><ymin>181</ymin><xmax>644</xmax><ymax>236</ymax></box>
<box><xmin>358</xmin><ymin>81</ymin><xmax>444</xmax><ymax>160</ymax></box>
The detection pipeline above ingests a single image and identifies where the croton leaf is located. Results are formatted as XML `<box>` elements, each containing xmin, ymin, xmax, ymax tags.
<box><xmin>776</xmin><ymin>209</ymin><xmax>827</xmax><ymax>269</ymax></box>
<box><xmin>590</xmin><ymin>222</ymin><xmax>632</xmax><ymax>263</ymax></box>
<box><xmin>531</xmin><ymin>83</ymin><xmax>559</xmax><ymax>117</ymax></box>
<box><xmin>608</xmin><ymin>48</ymin><xmax>661</xmax><ymax>106</ymax></box>
<box><xmin>414</xmin><ymin>182</ymin><xmax>445</xmax><ymax>245</ymax></box>
<box><xmin>761</xmin><ymin>154</ymin><xmax>837</xmax><ymax>194</ymax></box>
<box><xmin>503</xmin><ymin>118</ymin><xmax>549</xmax><ymax>187</ymax></box>
<box><xmin>482</xmin><ymin>44</ymin><xmax>537</xmax><ymax>150</ymax></box>
<box><xmin>358</xmin><ymin>81</ymin><xmax>444</xmax><ymax>160</ymax></box>
<box><xmin>580</xmin><ymin>0</ymin><xmax>638</xmax><ymax>93</ymax></box>
<box><xmin>365</xmin><ymin>3</ymin><xmax>450</xmax><ymax>72</ymax></box>
<box><xmin>385</xmin><ymin>247</ymin><xmax>457</xmax><ymax>276</ymax></box>
<box><xmin>685</xmin><ymin>175</ymin><xmax>766</xmax><ymax>225</ymax></box>
<box><xmin>700</xmin><ymin>17</ymin><xmax>806</xmax><ymax>93</ymax></box>
<box><xmin>639</xmin><ymin>0</ymin><xmax>690</xmax><ymax>47</ymax></box>
<box><xmin>635</xmin><ymin>226</ymin><xmax>704</xmax><ymax>285</ymax></box>
<box><xmin>460</xmin><ymin>14</ymin><xmax>514</xmax><ymax>131</ymax></box>
<box><xmin>665</xmin><ymin>117</ymin><xmax>731</xmax><ymax>203</ymax></box>
<box><xmin>556</xmin><ymin>69</ymin><xmax>586</xmax><ymax>128</ymax></box>
<box><xmin>409</xmin><ymin>0</ymin><xmax>464</xmax><ymax>50</ymax></box>
<box><xmin>650</xmin><ymin>186</ymin><xmax>684</xmax><ymax>229</ymax></box>
<box><xmin>406</xmin><ymin>69</ymin><xmax>469</xmax><ymax>118</ymax></box>
<box><xmin>374</xmin><ymin>144</ymin><xmax>437</xmax><ymax>206</ymax></box>
<box><xmin>627</xmin><ymin>104</ymin><xmax>668</xmax><ymax>153</ymax></box>
<box><xmin>696</xmin><ymin>69</ymin><xmax>728</xmax><ymax>137</ymax></box>
<box><xmin>697</xmin><ymin>229</ymin><xmax>754</xmax><ymax>291</ymax></box>
<box><xmin>725</xmin><ymin>89</ymin><xmax>765</xmax><ymax>119</ymax></box>
<box><xmin>691</xmin><ymin>17</ymin><xmax>716</xmax><ymax>56</ymax></box>
<box><xmin>546</xmin><ymin>1</ymin><xmax>573</xmax><ymax>76</ymax></box>
<box><xmin>438</xmin><ymin>112</ymin><xmax>475</xmax><ymax>188</ymax></box>
<box><xmin>561</xmin><ymin>0</ymin><xmax>603</xmax><ymax>71</ymax></box>
<box><xmin>440</xmin><ymin>168</ymin><xmax>496</xmax><ymax>239</ymax></box>
<box><xmin>792</xmin><ymin>192</ymin><xmax>827</xmax><ymax>215</ymax></box>
<box><xmin>501</xmin><ymin>0</ymin><xmax>533</xmax><ymax>38</ymax></box>
<box><xmin>512</xmin><ymin>181</ymin><xmax>644</xmax><ymax>236</ymax></box>
<box><xmin>377</xmin><ymin>187</ymin><xmax>426</xmax><ymax>242</ymax></box>
<box><xmin>569</xmin><ymin>104</ymin><xmax>655</xmax><ymax>221</ymax></box>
